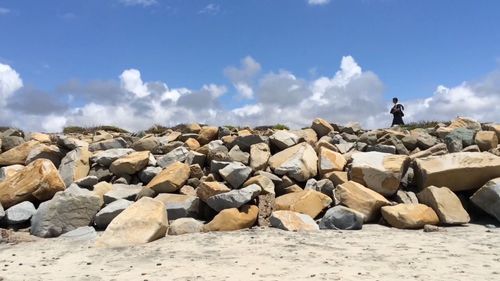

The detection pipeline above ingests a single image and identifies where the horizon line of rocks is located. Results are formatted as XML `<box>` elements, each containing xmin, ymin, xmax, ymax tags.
<box><xmin>0</xmin><ymin>116</ymin><xmax>499</xmax><ymax>247</ymax></box>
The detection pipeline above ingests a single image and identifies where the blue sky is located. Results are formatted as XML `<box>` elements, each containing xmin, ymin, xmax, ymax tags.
<box><xmin>1</xmin><ymin>0</ymin><xmax>500</xmax><ymax>131</ymax></box>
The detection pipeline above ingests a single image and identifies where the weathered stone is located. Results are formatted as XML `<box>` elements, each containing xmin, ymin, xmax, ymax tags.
<box><xmin>410</xmin><ymin>143</ymin><xmax>448</xmax><ymax>160</ymax></box>
<box><xmin>256</xmin><ymin>193</ymin><xmax>275</xmax><ymax>226</ymax></box>
<box><xmin>138</xmin><ymin>166</ymin><xmax>162</xmax><ymax>184</ymax></box>
<box><xmin>0</xmin><ymin>164</ymin><xmax>24</xmax><ymax>181</ymax></box>
<box><xmin>0</xmin><ymin>203</ymin><xmax>4</xmax><ymax>220</ymax></box>
<box><xmin>58</xmin><ymin>148</ymin><xmax>91</xmax><ymax>186</ymax></box>
<box><xmin>197</xmin><ymin>126</ymin><xmax>219</xmax><ymax>145</ymax></box>
<box><xmin>218</xmin><ymin>162</ymin><xmax>252</xmax><ymax>189</ymax></box>
<box><xmin>179</xmin><ymin>185</ymin><xmax>197</xmax><ymax>196</ymax></box>
<box><xmin>146</xmin><ymin>162</ymin><xmax>190</xmax><ymax>193</ymax></box>
<box><xmin>4</xmin><ymin>201</ymin><xmax>36</xmax><ymax>225</ymax></box>
<box><xmin>325</xmin><ymin>171</ymin><xmax>348</xmax><ymax>186</ymax></box>
<box><xmin>94</xmin><ymin>199</ymin><xmax>133</xmax><ymax>229</ymax></box>
<box><xmin>269</xmin><ymin>143</ymin><xmax>318</xmax><ymax>182</ymax></box>
<box><xmin>275</xmin><ymin>189</ymin><xmax>332</xmax><ymax>219</ymax></box>
<box><xmin>350</xmin><ymin>152</ymin><xmax>410</xmax><ymax>196</ymax></box>
<box><xmin>243</xmin><ymin>175</ymin><xmax>275</xmax><ymax>194</ymax></box>
<box><xmin>30</xmin><ymin>187</ymin><xmax>102</xmax><ymax>237</ymax></box>
<box><xmin>411</xmin><ymin>129</ymin><xmax>438</xmax><ymax>150</ymax></box>
<box><xmin>319</xmin><ymin>206</ymin><xmax>364</xmax><ymax>230</ymax></box>
<box><xmin>155</xmin><ymin>193</ymin><xmax>200</xmax><ymax>220</ymax></box>
<box><xmin>232</xmin><ymin>134</ymin><xmax>267</xmax><ymax>152</ymax></box>
<box><xmin>417</xmin><ymin>186</ymin><xmax>470</xmax><ymax>225</ymax></box>
<box><xmin>249</xmin><ymin>143</ymin><xmax>270</xmax><ymax>171</ymax></box>
<box><xmin>185</xmin><ymin>151</ymin><xmax>206</xmax><ymax>167</ymax></box>
<box><xmin>1</xmin><ymin>136</ymin><xmax>25</xmax><ymax>152</ymax></box>
<box><xmin>462</xmin><ymin>145</ymin><xmax>480</xmax><ymax>152</ymax></box>
<box><xmin>318</xmin><ymin>147</ymin><xmax>346</xmax><ymax>176</ymax></box>
<box><xmin>60</xmin><ymin>226</ymin><xmax>97</xmax><ymax>240</ymax></box>
<box><xmin>157</xmin><ymin>146</ymin><xmax>190</xmax><ymax>168</ymax></box>
<box><xmin>184</xmin><ymin>138</ymin><xmax>200</xmax><ymax>150</ymax></box>
<box><xmin>56</xmin><ymin>136</ymin><xmax>89</xmax><ymax>150</ymax></box>
<box><xmin>206</xmin><ymin>184</ymin><xmax>261</xmax><ymax>212</ymax></box>
<box><xmin>393</xmin><ymin>190</ymin><xmax>419</xmax><ymax>204</ymax></box>
<box><xmin>291</xmin><ymin>128</ymin><xmax>318</xmax><ymax>146</ymax></box>
<box><xmin>270</xmin><ymin>210</ymin><xmax>319</xmax><ymax>231</ymax></box>
<box><xmin>0</xmin><ymin>159</ymin><xmax>65</xmax><ymax>209</ymax></box>
<box><xmin>203</xmin><ymin>205</ymin><xmax>258</xmax><ymax>232</ymax></box>
<box><xmin>269</xmin><ymin>130</ymin><xmax>299</xmax><ymax>150</ymax></box>
<box><xmin>28</xmin><ymin>133</ymin><xmax>50</xmax><ymax>144</ymax></box>
<box><xmin>475</xmin><ymin>131</ymin><xmax>498</xmax><ymax>151</ymax></box>
<box><xmin>90</xmin><ymin>148</ymin><xmax>134</xmax><ymax>167</ymax></box>
<box><xmin>168</xmin><ymin>218</ymin><xmax>204</xmax><ymax>235</ymax></box>
<box><xmin>444</xmin><ymin>128</ymin><xmax>475</xmax><ymax>152</ymax></box>
<box><xmin>470</xmin><ymin>178</ymin><xmax>500</xmax><ymax>222</ymax></box>
<box><xmin>228</xmin><ymin>145</ymin><xmax>250</xmax><ymax>165</ymax></box>
<box><xmin>413</xmin><ymin>152</ymin><xmax>500</xmax><ymax>191</ymax></box>
<box><xmin>436</xmin><ymin>117</ymin><xmax>482</xmax><ymax>138</ymax></box>
<box><xmin>92</xmin><ymin>181</ymin><xmax>113</xmax><ymax>202</ymax></box>
<box><xmin>381</xmin><ymin>204</ymin><xmax>439</xmax><ymax>229</ymax></box>
<box><xmin>73</xmin><ymin>175</ymin><xmax>99</xmax><ymax>189</ymax></box>
<box><xmin>109</xmin><ymin>151</ymin><xmax>150</xmax><ymax>176</ymax></box>
<box><xmin>196</xmin><ymin>181</ymin><xmax>231</xmax><ymax>202</ymax></box>
<box><xmin>96</xmin><ymin>197</ymin><xmax>168</xmax><ymax>247</ymax></box>
<box><xmin>103</xmin><ymin>184</ymin><xmax>143</xmax><ymax>204</ymax></box>
<box><xmin>88</xmin><ymin>137</ymin><xmax>127</xmax><ymax>152</ymax></box>
<box><xmin>311</xmin><ymin>118</ymin><xmax>334</xmax><ymax>137</ymax></box>
<box><xmin>335</xmin><ymin>181</ymin><xmax>390</xmax><ymax>222</ymax></box>
<box><xmin>0</xmin><ymin>140</ymin><xmax>39</xmax><ymax>166</ymax></box>
<box><xmin>401</xmin><ymin>136</ymin><xmax>418</xmax><ymax>151</ymax></box>
<box><xmin>132</xmin><ymin>136</ymin><xmax>159</xmax><ymax>151</ymax></box>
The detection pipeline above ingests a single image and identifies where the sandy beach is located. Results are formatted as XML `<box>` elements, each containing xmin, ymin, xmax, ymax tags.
<box><xmin>0</xmin><ymin>224</ymin><xmax>499</xmax><ymax>281</ymax></box>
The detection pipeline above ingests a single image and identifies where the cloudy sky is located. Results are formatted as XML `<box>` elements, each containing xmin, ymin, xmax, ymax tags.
<box><xmin>1</xmin><ymin>0</ymin><xmax>499</xmax><ymax>132</ymax></box>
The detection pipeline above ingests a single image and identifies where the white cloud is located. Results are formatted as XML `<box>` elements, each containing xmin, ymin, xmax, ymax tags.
<box><xmin>199</xmin><ymin>3</ymin><xmax>221</xmax><ymax>15</ymax></box>
<box><xmin>308</xmin><ymin>0</ymin><xmax>331</xmax><ymax>6</ymax></box>
<box><xmin>119</xmin><ymin>0</ymin><xmax>157</xmax><ymax>7</ymax></box>
<box><xmin>0</xmin><ymin>63</ymin><xmax>23</xmax><ymax>107</ymax></box>
<box><xmin>224</xmin><ymin>56</ymin><xmax>261</xmax><ymax>99</ymax></box>
<box><xmin>119</xmin><ymin>69</ymin><xmax>150</xmax><ymax>98</ymax></box>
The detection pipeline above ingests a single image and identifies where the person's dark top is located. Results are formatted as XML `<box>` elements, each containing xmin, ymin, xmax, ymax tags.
<box><xmin>390</xmin><ymin>103</ymin><xmax>405</xmax><ymax>126</ymax></box>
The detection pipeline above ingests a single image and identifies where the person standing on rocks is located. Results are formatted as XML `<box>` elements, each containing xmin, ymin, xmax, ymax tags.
<box><xmin>390</xmin><ymin>97</ymin><xmax>405</xmax><ymax>126</ymax></box>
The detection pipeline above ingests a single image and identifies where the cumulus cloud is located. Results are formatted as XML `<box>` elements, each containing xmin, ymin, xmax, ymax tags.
<box><xmin>308</xmin><ymin>0</ymin><xmax>331</xmax><ymax>6</ymax></box>
<box><xmin>224</xmin><ymin>56</ymin><xmax>261</xmax><ymax>99</ymax></box>
<box><xmin>120</xmin><ymin>69</ymin><xmax>150</xmax><ymax>98</ymax></box>
<box><xmin>119</xmin><ymin>0</ymin><xmax>157</xmax><ymax>7</ymax></box>
<box><xmin>0</xmin><ymin>63</ymin><xmax>23</xmax><ymax>107</ymax></box>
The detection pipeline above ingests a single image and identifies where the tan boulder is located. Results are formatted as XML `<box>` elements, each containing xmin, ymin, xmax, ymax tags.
<box><xmin>269</xmin><ymin>210</ymin><xmax>319</xmax><ymax>231</ymax></box>
<box><xmin>131</xmin><ymin>136</ymin><xmax>159</xmax><ymax>151</ymax></box>
<box><xmin>269</xmin><ymin>142</ymin><xmax>318</xmax><ymax>182</ymax></box>
<box><xmin>244</xmin><ymin>175</ymin><xmax>275</xmax><ymax>194</ymax></box>
<box><xmin>318</xmin><ymin>147</ymin><xmax>346</xmax><ymax>176</ymax></box>
<box><xmin>436</xmin><ymin>117</ymin><xmax>482</xmax><ymax>138</ymax></box>
<box><xmin>146</xmin><ymin>162</ymin><xmax>190</xmax><ymax>193</ymax></box>
<box><xmin>475</xmin><ymin>131</ymin><xmax>498</xmax><ymax>151</ymax></box>
<box><xmin>196</xmin><ymin>181</ymin><xmax>231</xmax><ymax>202</ymax></box>
<box><xmin>30</xmin><ymin>133</ymin><xmax>51</xmax><ymax>143</ymax></box>
<box><xmin>197</xmin><ymin>126</ymin><xmax>218</xmax><ymax>145</ymax></box>
<box><xmin>275</xmin><ymin>189</ymin><xmax>332</xmax><ymax>219</ymax></box>
<box><xmin>109</xmin><ymin>151</ymin><xmax>150</xmax><ymax>175</ymax></box>
<box><xmin>184</xmin><ymin>138</ymin><xmax>200</xmax><ymax>150</ymax></box>
<box><xmin>484</xmin><ymin>123</ymin><xmax>500</xmax><ymax>139</ymax></box>
<box><xmin>350</xmin><ymin>152</ymin><xmax>410</xmax><ymax>196</ymax></box>
<box><xmin>0</xmin><ymin>140</ymin><xmax>39</xmax><ymax>166</ymax></box>
<box><xmin>311</xmin><ymin>118</ymin><xmax>334</xmax><ymax>137</ymax></box>
<box><xmin>58</xmin><ymin>147</ymin><xmax>91</xmax><ymax>186</ymax></box>
<box><xmin>417</xmin><ymin>186</ymin><xmax>470</xmax><ymax>225</ymax></box>
<box><xmin>0</xmin><ymin>159</ymin><xmax>65</xmax><ymax>208</ymax></box>
<box><xmin>249</xmin><ymin>143</ymin><xmax>270</xmax><ymax>171</ymax></box>
<box><xmin>0</xmin><ymin>164</ymin><xmax>24</xmax><ymax>180</ymax></box>
<box><xmin>96</xmin><ymin>197</ymin><xmax>168</xmax><ymax>247</ymax></box>
<box><xmin>92</xmin><ymin>181</ymin><xmax>113</xmax><ymax>205</ymax></box>
<box><xmin>203</xmin><ymin>205</ymin><xmax>259</xmax><ymax>232</ymax></box>
<box><xmin>324</xmin><ymin>171</ymin><xmax>348</xmax><ymax>186</ymax></box>
<box><xmin>335</xmin><ymin>181</ymin><xmax>390</xmax><ymax>222</ymax></box>
<box><xmin>186</xmin><ymin>123</ymin><xmax>202</xmax><ymax>134</ymax></box>
<box><xmin>413</xmin><ymin>152</ymin><xmax>500</xmax><ymax>191</ymax></box>
<box><xmin>381</xmin><ymin>204</ymin><xmax>439</xmax><ymax>229</ymax></box>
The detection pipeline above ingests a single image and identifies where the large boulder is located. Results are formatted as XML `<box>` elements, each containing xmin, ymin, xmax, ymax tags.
<box><xmin>146</xmin><ymin>162</ymin><xmax>190</xmax><ymax>193</ymax></box>
<box><xmin>206</xmin><ymin>184</ymin><xmax>261</xmax><ymax>212</ymax></box>
<box><xmin>311</xmin><ymin>118</ymin><xmax>334</xmax><ymax>137</ymax></box>
<box><xmin>243</xmin><ymin>175</ymin><xmax>275</xmax><ymax>194</ymax></box>
<box><xmin>96</xmin><ymin>197</ymin><xmax>168</xmax><ymax>247</ymax></box>
<box><xmin>4</xmin><ymin>201</ymin><xmax>37</xmax><ymax>225</ymax></box>
<box><xmin>275</xmin><ymin>189</ymin><xmax>332</xmax><ymax>219</ymax></box>
<box><xmin>88</xmin><ymin>137</ymin><xmax>127</xmax><ymax>152</ymax></box>
<box><xmin>25</xmin><ymin>144</ymin><xmax>63</xmax><ymax>167</ymax></box>
<box><xmin>30</xmin><ymin>187</ymin><xmax>102</xmax><ymax>237</ymax></box>
<box><xmin>228</xmin><ymin>145</ymin><xmax>250</xmax><ymax>165</ymax></box>
<box><xmin>203</xmin><ymin>205</ymin><xmax>259</xmax><ymax>232</ymax></box>
<box><xmin>154</xmin><ymin>193</ymin><xmax>200</xmax><ymax>220</ymax></box>
<box><xmin>196</xmin><ymin>181</ymin><xmax>231</xmax><ymax>202</ymax></box>
<box><xmin>444</xmin><ymin>128</ymin><xmax>475</xmax><ymax>152</ymax></box>
<box><xmin>103</xmin><ymin>184</ymin><xmax>143</xmax><ymax>204</ymax></box>
<box><xmin>413</xmin><ymin>152</ymin><xmax>500</xmax><ymax>191</ymax></box>
<box><xmin>0</xmin><ymin>159</ymin><xmax>65</xmax><ymax>208</ymax></box>
<box><xmin>269</xmin><ymin>130</ymin><xmax>299</xmax><ymax>150</ymax></box>
<box><xmin>132</xmin><ymin>136</ymin><xmax>160</xmax><ymax>152</ymax></box>
<box><xmin>197</xmin><ymin>126</ymin><xmax>219</xmax><ymax>145</ymax></box>
<box><xmin>319</xmin><ymin>206</ymin><xmax>364</xmax><ymax>230</ymax></box>
<box><xmin>90</xmin><ymin>148</ymin><xmax>134</xmax><ymax>167</ymax></box>
<box><xmin>381</xmin><ymin>203</ymin><xmax>439</xmax><ymax>229</ymax></box>
<box><xmin>334</xmin><ymin>181</ymin><xmax>390</xmax><ymax>222</ymax></box>
<box><xmin>269</xmin><ymin>142</ymin><xmax>318</xmax><ymax>182</ymax></box>
<box><xmin>109</xmin><ymin>151</ymin><xmax>150</xmax><ymax>176</ymax></box>
<box><xmin>475</xmin><ymin>131</ymin><xmax>498</xmax><ymax>151</ymax></box>
<box><xmin>0</xmin><ymin>164</ymin><xmax>24</xmax><ymax>181</ymax></box>
<box><xmin>318</xmin><ymin>147</ymin><xmax>346</xmax><ymax>176</ymax></box>
<box><xmin>269</xmin><ymin>210</ymin><xmax>319</xmax><ymax>231</ymax></box>
<box><xmin>249</xmin><ymin>143</ymin><xmax>271</xmax><ymax>171</ymax></box>
<box><xmin>157</xmin><ymin>146</ymin><xmax>190</xmax><ymax>168</ymax></box>
<box><xmin>168</xmin><ymin>218</ymin><xmax>204</xmax><ymax>235</ymax></box>
<box><xmin>417</xmin><ymin>186</ymin><xmax>470</xmax><ymax>225</ymax></box>
<box><xmin>350</xmin><ymin>152</ymin><xmax>410</xmax><ymax>196</ymax></box>
<box><xmin>218</xmin><ymin>162</ymin><xmax>252</xmax><ymax>189</ymax></box>
<box><xmin>470</xmin><ymin>178</ymin><xmax>500</xmax><ymax>222</ymax></box>
<box><xmin>58</xmin><ymin>148</ymin><xmax>91</xmax><ymax>186</ymax></box>
<box><xmin>94</xmin><ymin>199</ymin><xmax>133</xmax><ymax>229</ymax></box>
<box><xmin>0</xmin><ymin>140</ymin><xmax>39</xmax><ymax>166</ymax></box>
<box><xmin>436</xmin><ymin>117</ymin><xmax>481</xmax><ymax>138</ymax></box>
<box><xmin>1</xmin><ymin>136</ymin><xmax>25</xmax><ymax>152</ymax></box>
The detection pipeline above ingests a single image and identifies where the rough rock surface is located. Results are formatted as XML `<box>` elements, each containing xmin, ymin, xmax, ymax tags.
<box><xmin>319</xmin><ymin>205</ymin><xmax>364</xmax><ymax>230</ymax></box>
<box><xmin>168</xmin><ymin>218</ymin><xmax>204</xmax><ymax>235</ymax></box>
<box><xmin>203</xmin><ymin>205</ymin><xmax>259</xmax><ymax>232</ymax></box>
<box><xmin>58</xmin><ymin>148</ymin><xmax>91</xmax><ymax>186</ymax></box>
<box><xmin>146</xmin><ymin>162</ymin><xmax>190</xmax><ymax>193</ymax></box>
<box><xmin>269</xmin><ymin>142</ymin><xmax>318</xmax><ymax>182</ymax></box>
<box><xmin>269</xmin><ymin>210</ymin><xmax>319</xmax><ymax>231</ymax></box>
<box><xmin>381</xmin><ymin>203</ymin><xmax>439</xmax><ymax>229</ymax></box>
<box><xmin>275</xmin><ymin>189</ymin><xmax>332</xmax><ymax>219</ymax></box>
<box><xmin>109</xmin><ymin>151</ymin><xmax>150</xmax><ymax>176</ymax></box>
<box><xmin>335</xmin><ymin>181</ymin><xmax>390</xmax><ymax>222</ymax></box>
<box><xmin>470</xmin><ymin>178</ymin><xmax>500</xmax><ymax>222</ymax></box>
<box><xmin>206</xmin><ymin>184</ymin><xmax>261</xmax><ymax>212</ymax></box>
<box><xmin>155</xmin><ymin>193</ymin><xmax>200</xmax><ymax>220</ymax></box>
<box><xmin>417</xmin><ymin>186</ymin><xmax>470</xmax><ymax>225</ymax></box>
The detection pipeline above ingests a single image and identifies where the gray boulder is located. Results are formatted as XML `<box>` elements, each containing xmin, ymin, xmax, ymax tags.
<box><xmin>103</xmin><ymin>184</ymin><xmax>143</xmax><ymax>204</ymax></box>
<box><xmin>155</xmin><ymin>194</ymin><xmax>200</xmax><ymax>220</ymax></box>
<box><xmin>219</xmin><ymin>162</ymin><xmax>252</xmax><ymax>189</ymax></box>
<box><xmin>30</xmin><ymin>187</ymin><xmax>102</xmax><ymax>238</ymax></box>
<box><xmin>319</xmin><ymin>206</ymin><xmax>364</xmax><ymax>230</ymax></box>
<box><xmin>138</xmin><ymin>166</ymin><xmax>162</xmax><ymax>184</ymax></box>
<box><xmin>90</xmin><ymin>148</ymin><xmax>134</xmax><ymax>167</ymax></box>
<box><xmin>157</xmin><ymin>146</ymin><xmax>189</xmax><ymax>168</ymax></box>
<box><xmin>206</xmin><ymin>184</ymin><xmax>261</xmax><ymax>211</ymax></box>
<box><xmin>470</xmin><ymin>178</ymin><xmax>500</xmax><ymax>222</ymax></box>
<box><xmin>444</xmin><ymin>128</ymin><xmax>475</xmax><ymax>152</ymax></box>
<box><xmin>60</xmin><ymin>226</ymin><xmax>97</xmax><ymax>241</ymax></box>
<box><xmin>269</xmin><ymin>130</ymin><xmax>299</xmax><ymax>150</ymax></box>
<box><xmin>89</xmin><ymin>137</ymin><xmax>128</xmax><ymax>152</ymax></box>
<box><xmin>1</xmin><ymin>136</ymin><xmax>25</xmax><ymax>152</ymax></box>
<box><xmin>228</xmin><ymin>145</ymin><xmax>250</xmax><ymax>165</ymax></box>
<box><xmin>94</xmin><ymin>199</ymin><xmax>133</xmax><ymax>229</ymax></box>
<box><xmin>74</xmin><ymin>175</ymin><xmax>99</xmax><ymax>189</ymax></box>
<box><xmin>4</xmin><ymin>201</ymin><xmax>36</xmax><ymax>225</ymax></box>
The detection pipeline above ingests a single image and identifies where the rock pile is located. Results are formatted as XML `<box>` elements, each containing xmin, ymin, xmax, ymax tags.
<box><xmin>1</xmin><ymin>117</ymin><xmax>500</xmax><ymax>247</ymax></box>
